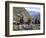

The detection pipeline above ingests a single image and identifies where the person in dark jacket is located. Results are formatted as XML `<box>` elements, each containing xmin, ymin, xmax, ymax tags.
<box><xmin>20</xmin><ymin>17</ymin><xmax>24</xmax><ymax>25</ymax></box>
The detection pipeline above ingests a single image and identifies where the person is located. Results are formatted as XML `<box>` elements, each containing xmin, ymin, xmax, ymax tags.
<box><xmin>35</xmin><ymin>18</ymin><xmax>38</xmax><ymax>24</ymax></box>
<box><xmin>20</xmin><ymin>17</ymin><xmax>24</xmax><ymax>25</ymax></box>
<box><xmin>28</xmin><ymin>18</ymin><xmax>31</xmax><ymax>25</ymax></box>
<box><xmin>38</xmin><ymin>19</ymin><xmax>40</xmax><ymax>24</ymax></box>
<box><xmin>35</xmin><ymin>17</ymin><xmax>40</xmax><ymax>24</ymax></box>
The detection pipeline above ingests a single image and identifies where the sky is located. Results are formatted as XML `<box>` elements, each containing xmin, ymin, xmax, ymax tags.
<box><xmin>25</xmin><ymin>7</ymin><xmax>40</xmax><ymax>13</ymax></box>
<box><xmin>24</xmin><ymin>7</ymin><xmax>40</xmax><ymax>16</ymax></box>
